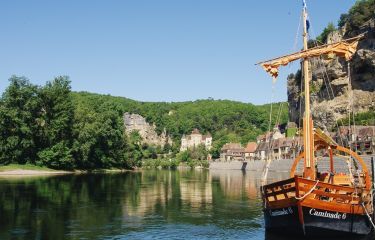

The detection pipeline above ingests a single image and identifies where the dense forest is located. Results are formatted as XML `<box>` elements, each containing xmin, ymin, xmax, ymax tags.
<box><xmin>0</xmin><ymin>77</ymin><xmax>287</xmax><ymax>170</ymax></box>
<box><xmin>72</xmin><ymin>91</ymin><xmax>288</xmax><ymax>157</ymax></box>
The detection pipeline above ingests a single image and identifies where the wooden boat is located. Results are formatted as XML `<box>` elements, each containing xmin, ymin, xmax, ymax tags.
<box><xmin>257</xmin><ymin>1</ymin><xmax>374</xmax><ymax>237</ymax></box>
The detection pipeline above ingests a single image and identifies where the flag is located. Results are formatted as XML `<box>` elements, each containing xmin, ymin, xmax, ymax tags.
<box><xmin>306</xmin><ymin>19</ymin><xmax>310</xmax><ymax>31</ymax></box>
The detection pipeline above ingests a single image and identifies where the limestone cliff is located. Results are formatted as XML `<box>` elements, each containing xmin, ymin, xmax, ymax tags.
<box><xmin>288</xmin><ymin>19</ymin><xmax>375</xmax><ymax>130</ymax></box>
<box><xmin>124</xmin><ymin>113</ymin><xmax>172</xmax><ymax>146</ymax></box>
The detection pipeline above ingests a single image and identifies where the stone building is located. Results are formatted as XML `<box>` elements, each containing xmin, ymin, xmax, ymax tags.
<box><xmin>124</xmin><ymin>113</ymin><xmax>172</xmax><ymax>146</ymax></box>
<box><xmin>244</xmin><ymin>142</ymin><xmax>258</xmax><ymax>160</ymax></box>
<box><xmin>271</xmin><ymin>137</ymin><xmax>302</xmax><ymax>160</ymax></box>
<box><xmin>334</xmin><ymin>126</ymin><xmax>374</xmax><ymax>155</ymax></box>
<box><xmin>254</xmin><ymin>125</ymin><xmax>302</xmax><ymax>160</ymax></box>
<box><xmin>220</xmin><ymin>143</ymin><xmax>245</xmax><ymax>161</ymax></box>
<box><xmin>180</xmin><ymin>129</ymin><xmax>212</xmax><ymax>152</ymax></box>
<box><xmin>255</xmin><ymin>142</ymin><xmax>269</xmax><ymax>160</ymax></box>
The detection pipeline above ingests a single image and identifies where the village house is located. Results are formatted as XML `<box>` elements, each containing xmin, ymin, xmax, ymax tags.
<box><xmin>254</xmin><ymin>126</ymin><xmax>302</xmax><ymax>160</ymax></box>
<box><xmin>270</xmin><ymin>137</ymin><xmax>302</xmax><ymax>160</ymax></box>
<box><xmin>220</xmin><ymin>143</ymin><xmax>245</xmax><ymax>161</ymax></box>
<box><xmin>180</xmin><ymin>129</ymin><xmax>212</xmax><ymax>152</ymax></box>
<box><xmin>255</xmin><ymin>127</ymin><xmax>284</xmax><ymax>160</ymax></box>
<box><xmin>254</xmin><ymin>124</ymin><xmax>375</xmax><ymax>160</ymax></box>
<box><xmin>244</xmin><ymin>142</ymin><xmax>258</xmax><ymax>160</ymax></box>
<box><xmin>255</xmin><ymin>142</ymin><xmax>269</xmax><ymax>160</ymax></box>
<box><xmin>334</xmin><ymin>126</ymin><xmax>375</xmax><ymax>155</ymax></box>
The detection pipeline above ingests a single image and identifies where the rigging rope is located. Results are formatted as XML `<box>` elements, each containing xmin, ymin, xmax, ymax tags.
<box><xmin>275</xmin><ymin>102</ymin><xmax>284</xmax><ymax>127</ymax></box>
<box><xmin>293</xmin><ymin>11</ymin><xmax>302</xmax><ymax>52</ymax></box>
<box><xmin>362</xmin><ymin>202</ymin><xmax>375</xmax><ymax>229</ymax></box>
<box><xmin>295</xmin><ymin>180</ymin><xmax>319</xmax><ymax>200</ymax></box>
<box><xmin>262</xmin><ymin>78</ymin><xmax>276</xmax><ymax>185</ymax></box>
<box><xmin>347</xmin><ymin>61</ymin><xmax>358</xmax><ymax>153</ymax></box>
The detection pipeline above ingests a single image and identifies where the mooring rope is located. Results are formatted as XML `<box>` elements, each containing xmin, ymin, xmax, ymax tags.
<box><xmin>295</xmin><ymin>180</ymin><xmax>319</xmax><ymax>200</ymax></box>
<box><xmin>361</xmin><ymin>202</ymin><xmax>375</xmax><ymax>229</ymax></box>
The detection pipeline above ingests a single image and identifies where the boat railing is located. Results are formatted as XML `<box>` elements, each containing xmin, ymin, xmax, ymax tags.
<box><xmin>262</xmin><ymin>176</ymin><xmax>373</xmax><ymax>214</ymax></box>
<box><xmin>297</xmin><ymin>177</ymin><xmax>373</xmax><ymax>214</ymax></box>
<box><xmin>262</xmin><ymin>177</ymin><xmax>297</xmax><ymax>208</ymax></box>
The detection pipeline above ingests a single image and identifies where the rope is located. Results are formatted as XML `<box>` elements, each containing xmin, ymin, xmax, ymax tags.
<box><xmin>295</xmin><ymin>180</ymin><xmax>319</xmax><ymax>200</ymax></box>
<box><xmin>361</xmin><ymin>202</ymin><xmax>375</xmax><ymax>229</ymax></box>
<box><xmin>347</xmin><ymin>61</ymin><xmax>358</xmax><ymax>153</ymax></box>
<box><xmin>293</xmin><ymin>11</ymin><xmax>302</xmax><ymax>52</ymax></box>
<box><xmin>262</xmin><ymin>78</ymin><xmax>276</xmax><ymax>185</ymax></box>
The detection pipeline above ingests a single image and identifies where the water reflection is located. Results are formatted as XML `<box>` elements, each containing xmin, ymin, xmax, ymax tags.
<box><xmin>0</xmin><ymin>170</ymin><xmax>373</xmax><ymax>240</ymax></box>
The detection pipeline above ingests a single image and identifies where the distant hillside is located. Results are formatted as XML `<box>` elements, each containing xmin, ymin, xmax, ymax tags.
<box><xmin>1</xmin><ymin>77</ymin><xmax>287</xmax><ymax>170</ymax></box>
<box><xmin>72</xmin><ymin>91</ymin><xmax>288</xmax><ymax>156</ymax></box>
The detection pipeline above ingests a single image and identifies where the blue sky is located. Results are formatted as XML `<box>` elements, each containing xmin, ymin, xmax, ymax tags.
<box><xmin>0</xmin><ymin>0</ymin><xmax>356</xmax><ymax>104</ymax></box>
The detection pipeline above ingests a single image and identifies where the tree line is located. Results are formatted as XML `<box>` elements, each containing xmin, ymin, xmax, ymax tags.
<box><xmin>72</xmin><ymin>91</ymin><xmax>288</xmax><ymax>160</ymax></box>
<box><xmin>0</xmin><ymin>76</ymin><xmax>134</xmax><ymax>169</ymax></box>
<box><xmin>0</xmin><ymin>76</ymin><xmax>287</xmax><ymax>169</ymax></box>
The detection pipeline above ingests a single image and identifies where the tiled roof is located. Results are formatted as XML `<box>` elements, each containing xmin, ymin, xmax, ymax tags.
<box><xmin>221</xmin><ymin>143</ymin><xmax>242</xmax><ymax>151</ymax></box>
<box><xmin>245</xmin><ymin>142</ymin><xmax>258</xmax><ymax>153</ymax></box>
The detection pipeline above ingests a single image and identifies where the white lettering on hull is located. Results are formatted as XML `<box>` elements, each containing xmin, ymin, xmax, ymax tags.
<box><xmin>309</xmin><ymin>208</ymin><xmax>347</xmax><ymax>220</ymax></box>
<box><xmin>270</xmin><ymin>207</ymin><xmax>293</xmax><ymax>217</ymax></box>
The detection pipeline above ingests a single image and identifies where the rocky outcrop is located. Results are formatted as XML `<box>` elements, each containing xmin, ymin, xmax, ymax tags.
<box><xmin>288</xmin><ymin>20</ymin><xmax>375</xmax><ymax>130</ymax></box>
<box><xmin>124</xmin><ymin>113</ymin><xmax>172</xmax><ymax>146</ymax></box>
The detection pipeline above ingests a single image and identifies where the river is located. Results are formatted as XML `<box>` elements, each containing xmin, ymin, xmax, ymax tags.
<box><xmin>0</xmin><ymin>170</ymin><xmax>373</xmax><ymax>240</ymax></box>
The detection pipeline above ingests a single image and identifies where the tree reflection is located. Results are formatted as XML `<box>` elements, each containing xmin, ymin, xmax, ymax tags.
<box><xmin>0</xmin><ymin>170</ymin><xmax>269</xmax><ymax>239</ymax></box>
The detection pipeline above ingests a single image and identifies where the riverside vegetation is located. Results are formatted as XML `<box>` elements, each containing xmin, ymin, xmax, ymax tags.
<box><xmin>0</xmin><ymin>76</ymin><xmax>287</xmax><ymax>170</ymax></box>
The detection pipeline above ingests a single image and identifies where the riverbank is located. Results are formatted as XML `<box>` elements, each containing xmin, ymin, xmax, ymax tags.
<box><xmin>0</xmin><ymin>169</ymin><xmax>71</xmax><ymax>176</ymax></box>
<box><xmin>0</xmin><ymin>164</ymin><xmax>71</xmax><ymax>176</ymax></box>
<box><xmin>0</xmin><ymin>164</ymin><xmax>136</xmax><ymax>176</ymax></box>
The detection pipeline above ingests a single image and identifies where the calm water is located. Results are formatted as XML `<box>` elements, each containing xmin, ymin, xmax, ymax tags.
<box><xmin>0</xmin><ymin>170</ymin><xmax>373</xmax><ymax>240</ymax></box>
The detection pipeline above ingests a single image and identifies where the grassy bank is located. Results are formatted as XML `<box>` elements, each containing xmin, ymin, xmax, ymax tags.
<box><xmin>0</xmin><ymin>164</ymin><xmax>58</xmax><ymax>172</ymax></box>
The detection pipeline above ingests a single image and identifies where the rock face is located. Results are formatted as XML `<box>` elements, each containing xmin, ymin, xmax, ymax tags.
<box><xmin>124</xmin><ymin>113</ymin><xmax>172</xmax><ymax>146</ymax></box>
<box><xmin>288</xmin><ymin>22</ymin><xmax>375</xmax><ymax>130</ymax></box>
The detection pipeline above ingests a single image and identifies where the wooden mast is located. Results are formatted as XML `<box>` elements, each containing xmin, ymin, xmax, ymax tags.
<box><xmin>302</xmin><ymin>1</ymin><xmax>315</xmax><ymax>179</ymax></box>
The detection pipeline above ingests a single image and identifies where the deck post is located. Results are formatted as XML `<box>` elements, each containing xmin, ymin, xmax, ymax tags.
<box><xmin>329</xmin><ymin>147</ymin><xmax>334</xmax><ymax>184</ymax></box>
<box><xmin>295</xmin><ymin>176</ymin><xmax>305</xmax><ymax>235</ymax></box>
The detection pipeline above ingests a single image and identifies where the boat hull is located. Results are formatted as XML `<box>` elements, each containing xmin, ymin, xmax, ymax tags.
<box><xmin>264</xmin><ymin>205</ymin><xmax>373</xmax><ymax>236</ymax></box>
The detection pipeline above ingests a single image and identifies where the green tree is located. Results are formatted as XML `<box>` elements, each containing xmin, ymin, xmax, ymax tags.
<box><xmin>123</xmin><ymin>131</ymin><xmax>143</xmax><ymax>168</ymax></box>
<box><xmin>37</xmin><ymin>76</ymin><xmax>75</xmax><ymax>169</ymax></box>
<box><xmin>176</xmin><ymin>151</ymin><xmax>190</xmax><ymax>162</ymax></box>
<box><xmin>0</xmin><ymin>76</ymin><xmax>41</xmax><ymax>164</ymax></box>
<box><xmin>73</xmin><ymin>103</ymin><xmax>127</xmax><ymax>169</ymax></box>
<box><xmin>317</xmin><ymin>22</ymin><xmax>336</xmax><ymax>44</ymax></box>
<box><xmin>189</xmin><ymin>144</ymin><xmax>208</xmax><ymax>160</ymax></box>
<box><xmin>339</xmin><ymin>0</ymin><xmax>375</xmax><ymax>32</ymax></box>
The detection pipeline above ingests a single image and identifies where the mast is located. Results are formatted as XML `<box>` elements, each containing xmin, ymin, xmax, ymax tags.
<box><xmin>257</xmin><ymin>2</ymin><xmax>363</xmax><ymax>180</ymax></box>
<box><xmin>302</xmin><ymin>0</ymin><xmax>315</xmax><ymax>179</ymax></box>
